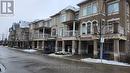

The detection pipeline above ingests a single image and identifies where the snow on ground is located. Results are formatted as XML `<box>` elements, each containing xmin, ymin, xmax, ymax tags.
<box><xmin>48</xmin><ymin>53</ymin><xmax>72</xmax><ymax>58</ymax></box>
<box><xmin>81</xmin><ymin>58</ymin><xmax>130</xmax><ymax>67</ymax></box>
<box><xmin>22</xmin><ymin>49</ymin><xmax>37</xmax><ymax>53</ymax></box>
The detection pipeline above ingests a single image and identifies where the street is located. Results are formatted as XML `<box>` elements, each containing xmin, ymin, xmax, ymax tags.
<box><xmin>0</xmin><ymin>46</ymin><xmax>130</xmax><ymax>73</ymax></box>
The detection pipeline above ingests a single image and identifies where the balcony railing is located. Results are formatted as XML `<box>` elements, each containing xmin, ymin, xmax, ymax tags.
<box><xmin>102</xmin><ymin>25</ymin><xmax>124</xmax><ymax>34</ymax></box>
<box><xmin>32</xmin><ymin>33</ymin><xmax>51</xmax><ymax>39</ymax></box>
<box><xmin>64</xmin><ymin>30</ymin><xmax>79</xmax><ymax>37</ymax></box>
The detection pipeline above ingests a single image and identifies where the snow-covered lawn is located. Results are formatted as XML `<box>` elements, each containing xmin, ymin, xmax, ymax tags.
<box><xmin>22</xmin><ymin>49</ymin><xmax>37</xmax><ymax>53</ymax></box>
<box><xmin>48</xmin><ymin>53</ymin><xmax>72</xmax><ymax>58</ymax></box>
<box><xmin>81</xmin><ymin>58</ymin><xmax>130</xmax><ymax>67</ymax></box>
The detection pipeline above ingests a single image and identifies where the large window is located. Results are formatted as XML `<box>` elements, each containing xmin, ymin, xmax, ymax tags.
<box><xmin>82</xmin><ymin>2</ymin><xmax>98</xmax><ymax>16</ymax></box>
<box><xmin>92</xmin><ymin>3</ymin><xmax>98</xmax><ymax>14</ymax></box>
<box><xmin>52</xmin><ymin>29</ymin><xmax>56</xmax><ymax>36</ymax></box>
<box><xmin>83</xmin><ymin>7</ymin><xmax>87</xmax><ymax>16</ymax></box>
<box><xmin>61</xmin><ymin>14</ymin><xmax>66</xmax><ymax>22</ymax></box>
<box><xmin>87</xmin><ymin>5</ymin><xmax>92</xmax><ymax>15</ymax></box>
<box><xmin>93</xmin><ymin>21</ymin><xmax>98</xmax><ymax>34</ymax></box>
<box><xmin>87</xmin><ymin>22</ymin><xmax>91</xmax><ymax>34</ymax></box>
<box><xmin>82</xmin><ymin>23</ymin><xmax>86</xmax><ymax>34</ymax></box>
<box><xmin>126</xmin><ymin>2</ymin><xmax>129</xmax><ymax>16</ymax></box>
<box><xmin>108</xmin><ymin>2</ymin><xmax>119</xmax><ymax>14</ymax></box>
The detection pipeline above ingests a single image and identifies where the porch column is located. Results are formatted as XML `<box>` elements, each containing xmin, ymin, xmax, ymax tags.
<box><xmin>62</xmin><ymin>41</ymin><xmax>65</xmax><ymax>52</ymax></box>
<box><xmin>22</xmin><ymin>41</ymin><xmax>24</xmax><ymax>48</ymax></box>
<box><xmin>72</xmin><ymin>40</ymin><xmax>76</xmax><ymax>55</ymax></box>
<box><xmin>37</xmin><ymin>41</ymin><xmax>39</xmax><ymax>49</ymax></box>
<box><xmin>38</xmin><ymin>30</ymin><xmax>39</xmax><ymax>38</ymax></box>
<box><xmin>42</xmin><ymin>41</ymin><xmax>44</xmax><ymax>50</ymax></box>
<box><xmin>21</xmin><ymin>42</ymin><xmax>23</xmax><ymax>48</ymax></box>
<box><xmin>55</xmin><ymin>40</ymin><xmax>58</xmax><ymax>52</ymax></box>
<box><xmin>43</xmin><ymin>28</ymin><xmax>45</xmax><ymax>38</ymax></box>
<box><xmin>32</xmin><ymin>41</ymin><xmax>35</xmax><ymax>48</ymax></box>
<box><xmin>94</xmin><ymin>40</ymin><xmax>98</xmax><ymax>58</ymax></box>
<box><xmin>78</xmin><ymin>40</ymin><xmax>81</xmax><ymax>54</ymax></box>
<box><xmin>73</xmin><ymin>21</ymin><xmax>76</xmax><ymax>36</ymax></box>
<box><xmin>114</xmin><ymin>40</ymin><xmax>120</xmax><ymax>61</ymax></box>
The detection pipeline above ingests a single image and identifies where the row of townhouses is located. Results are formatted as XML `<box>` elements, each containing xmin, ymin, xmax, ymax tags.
<box><xmin>8</xmin><ymin>0</ymin><xmax>130</xmax><ymax>62</ymax></box>
<box><xmin>8</xmin><ymin>21</ymin><xmax>30</xmax><ymax>48</ymax></box>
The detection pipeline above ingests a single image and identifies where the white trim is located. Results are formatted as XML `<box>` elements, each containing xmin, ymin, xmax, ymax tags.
<box><xmin>107</xmin><ymin>0</ymin><xmax>120</xmax><ymax>5</ymax></box>
<box><xmin>86</xmin><ymin>21</ymin><xmax>92</xmax><ymax>34</ymax></box>
<box><xmin>92</xmin><ymin>20</ymin><xmax>98</xmax><ymax>24</ymax></box>
<box><xmin>107</xmin><ymin>18</ymin><xmax>120</xmax><ymax>22</ymax></box>
<box><xmin>81</xmin><ymin>22</ymin><xmax>87</xmax><ymax>35</ymax></box>
<box><xmin>92</xmin><ymin>20</ymin><xmax>98</xmax><ymax>34</ymax></box>
<box><xmin>79</xmin><ymin>13</ymin><xmax>98</xmax><ymax>20</ymax></box>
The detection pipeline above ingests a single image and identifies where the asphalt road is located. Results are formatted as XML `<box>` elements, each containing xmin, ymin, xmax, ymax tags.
<box><xmin>0</xmin><ymin>46</ymin><xmax>130</xmax><ymax>73</ymax></box>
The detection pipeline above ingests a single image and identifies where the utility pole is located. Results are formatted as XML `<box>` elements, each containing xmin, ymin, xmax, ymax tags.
<box><xmin>99</xmin><ymin>0</ymin><xmax>106</xmax><ymax>62</ymax></box>
<box><xmin>99</xmin><ymin>18</ymin><xmax>104</xmax><ymax>62</ymax></box>
<box><xmin>1</xmin><ymin>33</ymin><xmax>4</xmax><ymax>45</ymax></box>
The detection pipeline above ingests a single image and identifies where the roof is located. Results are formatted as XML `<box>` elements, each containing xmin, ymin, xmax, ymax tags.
<box><xmin>63</xmin><ymin>6</ymin><xmax>79</xmax><ymax>12</ymax></box>
<box><xmin>77</xmin><ymin>0</ymin><xmax>89</xmax><ymax>6</ymax></box>
<box><xmin>50</xmin><ymin>12</ymin><xmax>60</xmax><ymax>18</ymax></box>
<box><xmin>19</xmin><ymin>21</ymin><xmax>30</xmax><ymax>28</ymax></box>
<box><xmin>31</xmin><ymin>19</ymin><xmax>44</xmax><ymax>24</ymax></box>
<box><xmin>51</xmin><ymin>6</ymin><xmax>79</xmax><ymax>17</ymax></box>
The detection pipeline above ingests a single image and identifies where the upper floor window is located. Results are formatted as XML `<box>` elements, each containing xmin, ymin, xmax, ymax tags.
<box><xmin>82</xmin><ymin>2</ymin><xmax>98</xmax><ymax>16</ymax></box>
<box><xmin>61</xmin><ymin>14</ymin><xmax>66</xmax><ymax>22</ymax></box>
<box><xmin>108</xmin><ymin>2</ymin><xmax>119</xmax><ymax>14</ymax></box>
<box><xmin>93</xmin><ymin>21</ymin><xmax>98</xmax><ymax>34</ymax></box>
<box><xmin>92</xmin><ymin>3</ymin><xmax>98</xmax><ymax>14</ymax></box>
<box><xmin>87</xmin><ymin>5</ymin><xmax>92</xmax><ymax>15</ymax></box>
<box><xmin>83</xmin><ymin>7</ymin><xmax>87</xmax><ymax>16</ymax></box>
<box><xmin>87</xmin><ymin>22</ymin><xmax>91</xmax><ymax>34</ymax></box>
<box><xmin>126</xmin><ymin>2</ymin><xmax>129</xmax><ymax>16</ymax></box>
<box><xmin>82</xmin><ymin>23</ymin><xmax>86</xmax><ymax>34</ymax></box>
<box><xmin>52</xmin><ymin>29</ymin><xmax>56</xmax><ymax>35</ymax></box>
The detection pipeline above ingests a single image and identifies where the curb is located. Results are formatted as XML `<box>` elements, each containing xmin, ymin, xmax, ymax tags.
<box><xmin>6</xmin><ymin>47</ymin><xmax>40</xmax><ymax>55</ymax></box>
<box><xmin>4</xmin><ymin>46</ymin><xmax>130</xmax><ymax>67</ymax></box>
<box><xmin>48</xmin><ymin>55</ymin><xmax>81</xmax><ymax>62</ymax></box>
<box><xmin>7</xmin><ymin>46</ymin><xmax>82</xmax><ymax>63</ymax></box>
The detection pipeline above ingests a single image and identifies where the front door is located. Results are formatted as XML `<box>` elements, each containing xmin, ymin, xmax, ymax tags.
<box><xmin>88</xmin><ymin>45</ymin><xmax>94</xmax><ymax>58</ymax></box>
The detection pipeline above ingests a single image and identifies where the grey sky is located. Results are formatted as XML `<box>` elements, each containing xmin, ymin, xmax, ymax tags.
<box><xmin>0</xmin><ymin>0</ymin><xmax>83</xmax><ymax>39</ymax></box>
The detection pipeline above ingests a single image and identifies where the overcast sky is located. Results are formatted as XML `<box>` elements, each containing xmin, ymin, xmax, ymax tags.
<box><xmin>0</xmin><ymin>0</ymin><xmax>83</xmax><ymax>39</ymax></box>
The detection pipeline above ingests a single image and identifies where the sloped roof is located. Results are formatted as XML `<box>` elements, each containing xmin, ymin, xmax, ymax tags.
<box><xmin>51</xmin><ymin>6</ymin><xmax>79</xmax><ymax>17</ymax></box>
<box><xmin>77</xmin><ymin>0</ymin><xmax>89</xmax><ymax>6</ymax></box>
<box><xmin>19</xmin><ymin>21</ymin><xmax>30</xmax><ymax>28</ymax></box>
<box><xmin>63</xmin><ymin>6</ymin><xmax>79</xmax><ymax>12</ymax></box>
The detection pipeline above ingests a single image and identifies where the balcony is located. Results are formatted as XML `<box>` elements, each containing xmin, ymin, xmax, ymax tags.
<box><xmin>102</xmin><ymin>25</ymin><xmax>124</xmax><ymax>34</ymax></box>
<box><xmin>32</xmin><ymin>33</ymin><xmax>51</xmax><ymax>39</ymax></box>
<box><xmin>64</xmin><ymin>30</ymin><xmax>79</xmax><ymax>37</ymax></box>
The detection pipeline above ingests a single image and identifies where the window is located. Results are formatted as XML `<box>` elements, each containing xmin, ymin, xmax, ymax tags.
<box><xmin>83</xmin><ymin>7</ymin><xmax>87</xmax><ymax>16</ymax></box>
<box><xmin>82</xmin><ymin>23</ymin><xmax>86</xmax><ymax>34</ymax></box>
<box><xmin>82</xmin><ymin>2</ymin><xmax>98</xmax><ymax>16</ymax></box>
<box><xmin>52</xmin><ymin>29</ymin><xmax>56</xmax><ymax>36</ymax></box>
<box><xmin>105</xmin><ymin>21</ymin><xmax>115</xmax><ymax>34</ymax></box>
<box><xmin>108</xmin><ymin>2</ymin><xmax>119</xmax><ymax>14</ymax></box>
<box><xmin>126</xmin><ymin>2</ymin><xmax>129</xmax><ymax>16</ymax></box>
<box><xmin>87</xmin><ymin>22</ymin><xmax>91</xmax><ymax>34</ymax></box>
<box><xmin>92</xmin><ymin>3</ymin><xmax>98</xmax><ymax>14</ymax></box>
<box><xmin>61</xmin><ymin>14</ymin><xmax>66</xmax><ymax>22</ymax></box>
<box><xmin>93</xmin><ymin>21</ymin><xmax>98</xmax><ymax>34</ymax></box>
<box><xmin>59</xmin><ymin>27</ymin><xmax>63</xmax><ymax>36</ymax></box>
<box><xmin>87</xmin><ymin>5</ymin><xmax>92</xmax><ymax>15</ymax></box>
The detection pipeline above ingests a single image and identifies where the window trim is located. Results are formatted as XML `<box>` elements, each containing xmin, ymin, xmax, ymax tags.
<box><xmin>82</xmin><ymin>2</ymin><xmax>98</xmax><ymax>17</ymax></box>
<box><xmin>107</xmin><ymin>1</ymin><xmax>119</xmax><ymax>15</ymax></box>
